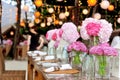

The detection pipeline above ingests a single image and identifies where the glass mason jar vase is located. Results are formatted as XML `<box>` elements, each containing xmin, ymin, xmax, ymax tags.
<box><xmin>95</xmin><ymin>56</ymin><xmax>111</xmax><ymax>80</ymax></box>
<box><xmin>82</xmin><ymin>54</ymin><xmax>96</xmax><ymax>80</ymax></box>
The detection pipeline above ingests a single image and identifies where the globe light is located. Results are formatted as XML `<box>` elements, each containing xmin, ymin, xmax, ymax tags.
<box><xmin>93</xmin><ymin>13</ymin><xmax>101</xmax><ymax>19</ymax></box>
<box><xmin>108</xmin><ymin>5</ymin><xmax>114</xmax><ymax>11</ymax></box>
<box><xmin>100</xmin><ymin>0</ymin><xmax>110</xmax><ymax>9</ymax></box>
<box><xmin>10</xmin><ymin>31</ymin><xmax>14</xmax><ymax>36</ymax></box>
<box><xmin>65</xmin><ymin>11</ymin><xmax>70</xmax><ymax>17</ymax></box>
<box><xmin>82</xmin><ymin>9</ymin><xmax>89</xmax><ymax>15</ymax></box>
<box><xmin>41</xmin><ymin>23</ymin><xmax>46</xmax><ymax>27</ymax></box>
<box><xmin>47</xmin><ymin>22</ymin><xmax>51</xmax><ymax>26</ymax></box>
<box><xmin>117</xmin><ymin>18</ymin><xmax>120</xmax><ymax>24</ymax></box>
<box><xmin>34</xmin><ymin>0</ymin><xmax>43</xmax><ymax>7</ymax></box>
<box><xmin>59</xmin><ymin>12</ymin><xmax>66</xmax><ymax>19</ymax></box>
<box><xmin>48</xmin><ymin>8</ymin><xmax>54</xmax><ymax>13</ymax></box>
<box><xmin>87</xmin><ymin>0</ymin><xmax>97</xmax><ymax>6</ymax></box>
<box><xmin>59</xmin><ymin>21</ymin><xmax>63</xmax><ymax>25</ymax></box>
<box><xmin>47</xmin><ymin>17</ymin><xmax>53</xmax><ymax>23</ymax></box>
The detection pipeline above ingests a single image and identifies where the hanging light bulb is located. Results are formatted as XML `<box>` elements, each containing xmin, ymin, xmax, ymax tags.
<box><xmin>108</xmin><ymin>4</ymin><xmax>114</xmax><ymax>11</ymax></box>
<box><xmin>59</xmin><ymin>12</ymin><xmax>66</xmax><ymax>19</ymax></box>
<box><xmin>47</xmin><ymin>17</ymin><xmax>53</xmax><ymax>23</ymax></box>
<box><xmin>10</xmin><ymin>31</ymin><xmax>14</xmax><ymax>36</ymax></box>
<box><xmin>82</xmin><ymin>9</ymin><xmax>89</xmax><ymax>15</ymax></box>
<box><xmin>48</xmin><ymin>8</ymin><xmax>54</xmax><ymax>13</ymax></box>
<box><xmin>34</xmin><ymin>0</ymin><xmax>43</xmax><ymax>7</ymax></box>
<box><xmin>117</xmin><ymin>18</ymin><xmax>120</xmax><ymax>24</ymax></box>
<box><xmin>93</xmin><ymin>13</ymin><xmax>101</xmax><ymax>19</ymax></box>
<box><xmin>87</xmin><ymin>0</ymin><xmax>97</xmax><ymax>6</ymax></box>
<box><xmin>100</xmin><ymin>0</ymin><xmax>110</xmax><ymax>9</ymax></box>
<box><xmin>47</xmin><ymin>22</ymin><xmax>51</xmax><ymax>26</ymax></box>
<box><xmin>65</xmin><ymin>11</ymin><xmax>70</xmax><ymax>17</ymax></box>
<box><xmin>41</xmin><ymin>22</ymin><xmax>46</xmax><ymax>27</ymax></box>
<box><xmin>59</xmin><ymin>21</ymin><xmax>63</xmax><ymax>25</ymax></box>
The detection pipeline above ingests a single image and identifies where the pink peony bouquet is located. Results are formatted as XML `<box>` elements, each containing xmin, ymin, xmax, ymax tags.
<box><xmin>80</xmin><ymin>17</ymin><xmax>117</xmax><ymax>77</ymax></box>
<box><xmin>61</xmin><ymin>22</ymin><xmax>80</xmax><ymax>43</ymax></box>
<box><xmin>46</xmin><ymin>28</ymin><xmax>63</xmax><ymax>48</ymax></box>
<box><xmin>67</xmin><ymin>41</ymin><xmax>88</xmax><ymax>64</ymax></box>
<box><xmin>89</xmin><ymin>42</ymin><xmax>118</xmax><ymax>76</ymax></box>
<box><xmin>67</xmin><ymin>41</ymin><xmax>88</xmax><ymax>52</ymax></box>
<box><xmin>80</xmin><ymin>18</ymin><xmax>113</xmax><ymax>43</ymax></box>
<box><xmin>89</xmin><ymin>42</ymin><xmax>118</xmax><ymax>56</ymax></box>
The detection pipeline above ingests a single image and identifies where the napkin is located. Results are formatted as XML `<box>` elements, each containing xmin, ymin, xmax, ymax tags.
<box><xmin>38</xmin><ymin>51</ymin><xmax>47</xmax><ymax>56</ymax></box>
<box><xmin>27</xmin><ymin>51</ymin><xmax>33</xmax><ymax>56</ymax></box>
<box><xmin>44</xmin><ymin>67</ymin><xmax>55</xmax><ymax>72</ymax></box>
<box><xmin>34</xmin><ymin>57</ymin><xmax>41</xmax><ymax>61</ymax></box>
<box><xmin>60</xmin><ymin>64</ymin><xmax>72</xmax><ymax>70</ymax></box>
<box><xmin>45</xmin><ymin>56</ymin><xmax>55</xmax><ymax>60</ymax></box>
<box><xmin>42</xmin><ymin>62</ymin><xmax>58</xmax><ymax>67</ymax></box>
<box><xmin>33</xmin><ymin>50</ymin><xmax>40</xmax><ymax>54</ymax></box>
<box><xmin>44</xmin><ymin>64</ymin><xmax>72</xmax><ymax>72</ymax></box>
<box><xmin>31</xmin><ymin>53</ymin><xmax>38</xmax><ymax>57</ymax></box>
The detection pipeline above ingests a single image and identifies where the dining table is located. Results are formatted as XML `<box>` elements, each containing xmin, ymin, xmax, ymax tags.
<box><xmin>27</xmin><ymin>50</ymin><xmax>80</xmax><ymax>80</ymax></box>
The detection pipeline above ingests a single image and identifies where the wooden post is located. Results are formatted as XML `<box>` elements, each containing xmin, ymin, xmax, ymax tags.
<box><xmin>13</xmin><ymin>0</ymin><xmax>21</xmax><ymax>59</ymax></box>
<box><xmin>0</xmin><ymin>0</ymin><xmax>3</xmax><ymax>44</ymax></box>
<box><xmin>73</xmin><ymin>0</ymin><xmax>80</xmax><ymax>26</ymax></box>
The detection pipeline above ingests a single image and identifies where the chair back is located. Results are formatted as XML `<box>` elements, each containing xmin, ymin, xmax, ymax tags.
<box><xmin>0</xmin><ymin>46</ymin><xmax>5</xmax><ymax>74</ymax></box>
<box><xmin>5</xmin><ymin>44</ymin><xmax>12</xmax><ymax>57</ymax></box>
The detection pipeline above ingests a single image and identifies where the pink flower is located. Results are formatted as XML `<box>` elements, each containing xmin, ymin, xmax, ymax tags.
<box><xmin>52</xmin><ymin>32</ymin><xmax>57</xmax><ymax>41</ymax></box>
<box><xmin>3</xmin><ymin>39</ymin><xmax>13</xmax><ymax>45</ymax></box>
<box><xmin>61</xmin><ymin>22</ymin><xmax>80</xmax><ymax>43</ymax></box>
<box><xmin>80</xmin><ymin>18</ymin><xmax>100</xmax><ymax>40</ymax></box>
<box><xmin>89</xmin><ymin>46</ymin><xmax>103</xmax><ymax>55</ymax></box>
<box><xmin>86</xmin><ymin>22</ymin><xmax>101</xmax><ymax>36</ymax></box>
<box><xmin>54</xmin><ymin>41</ymin><xmax>60</xmax><ymax>48</ymax></box>
<box><xmin>23</xmin><ymin>40</ymin><xmax>28</xmax><ymax>45</ymax></box>
<box><xmin>67</xmin><ymin>41</ymin><xmax>88</xmax><ymax>52</ymax></box>
<box><xmin>89</xmin><ymin>43</ymin><xmax>118</xmax><ymax>56</ymax></box>
<box><xmin>45</xmin><ymin>29</ymin><xmax>57</xmax><ymax>41</ymax></box>
<box><xmin>103</xmin><ymin>47</ymin><xmax>118</xmax><ymax>56</ymax></box>
<box><xmin>98</xmin><ymin>19</ymin><xmax>113</xmax><ymax>43</ymax></box>
<box><xmin>80</xmin><ymin>18</ymin><xmax>113</xmax><ymax>43</ymax></box>
<box><xmin>58</xmin><ymin>29</ymin><xmax>63</xmax><ymax>38</ymax></box>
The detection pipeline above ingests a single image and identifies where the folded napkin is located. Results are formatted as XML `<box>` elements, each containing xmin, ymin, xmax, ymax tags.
<box><xmin>42</xmin><ymin>62</ymin><xmax>58</xmax><ymax>67</ymax></box>
<box><xmin>31</xmin><ymin>53</ymin><xmax>38</xmax><ymax>57</ymax></box>
<box><xmin>33</xmin><ymin>50</ymin><xmax>40</xmax><ymax>54</ymax></box>
<box><xmin>44</xmin><ymin>64</ymin><xmax>72</xmax><ymax>72</ymax></box>
<box><xmin>45</xmin><ymin>56</ymin><xmax>55</xmax><ymax>60</ymax></box>
<box><xmin>34</xmin><ymin>57</ymin><xmax>41</xmax><ymax>61</ymax></box>
<box><xmin>60</xmin><ymin>64</ymin><xmax>72</xmax><ymax>70</ymax></box>
<box><xmin>27</xmin><ymin>51</ymin><xmax>33</xmax><ymax>56</ymax></box>
<box><xmin>44</xmin><ymin>67</ymin><xmax>55</xmax><ymax>72</ymax></box>
<box><xmin>38</xmin><ymin>51</ymin><xmax>47</xmax><ymax>56</ymax></box>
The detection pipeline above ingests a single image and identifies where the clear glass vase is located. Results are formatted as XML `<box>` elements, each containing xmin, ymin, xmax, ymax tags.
<box><xmin>95</xmin><ymin>56</ymin><xmax>111</xmax><ymax>80</ymax></box>
<box><xmin>82</xmin><ymin>54</ymin><xmax>95</xmax><ymax>80</ymax></box>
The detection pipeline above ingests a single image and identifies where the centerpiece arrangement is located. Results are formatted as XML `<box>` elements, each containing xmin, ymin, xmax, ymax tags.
<box><xmin>46</xmin><ymin>17</ymin><xmax>118</xmax><ymax>79</ymax></box>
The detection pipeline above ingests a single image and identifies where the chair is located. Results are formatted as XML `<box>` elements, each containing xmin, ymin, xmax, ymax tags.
<box><xmin>16</xmin><ymin>45</ymin><xmax>27</xmax><ymax>60</ymax></box>
<box><xmin>0</xmin><ymin>46</ymin><xmax>26</xmax><ymax>80</ymax></box>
